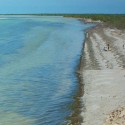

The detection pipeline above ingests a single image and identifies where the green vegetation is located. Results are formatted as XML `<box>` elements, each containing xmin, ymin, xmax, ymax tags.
<box><xmin>63</xmin><ymin>14</ymin><xmax>125</xmax><ymax>29</ymax></box>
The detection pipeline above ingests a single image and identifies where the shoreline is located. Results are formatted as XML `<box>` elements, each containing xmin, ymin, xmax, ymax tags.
<box><xmin>79</xmin><ymin>19</ymin><xmax>125</xmax><ymax>125</ymax></box>
<box><xmin>67</xmin><ymin>19</ymin><xmax>99</xmax><ymax>125</ymax></box>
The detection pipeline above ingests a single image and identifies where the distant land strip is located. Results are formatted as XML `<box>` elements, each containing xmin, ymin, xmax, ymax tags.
<box><xmin>0</xmin><ymin>14</ymin><xmax>125</xmax><ymax>29</ymax></box>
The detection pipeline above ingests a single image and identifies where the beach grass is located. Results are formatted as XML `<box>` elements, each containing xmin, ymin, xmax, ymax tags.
<box><xmin>63</xmin><ymin>14</ymin><xmax>125</xmax><ymax>29</ymax></box>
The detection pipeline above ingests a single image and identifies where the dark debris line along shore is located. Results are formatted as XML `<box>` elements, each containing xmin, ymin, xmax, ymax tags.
<box><xmin>67</xmin><ymin>24</ymin><xmax>101</xmax><ymax>125</ymax></box>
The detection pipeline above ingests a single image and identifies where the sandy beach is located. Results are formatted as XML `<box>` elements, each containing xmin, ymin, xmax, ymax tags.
<box><xmin>80</xmin><ymin>21</ymin><xmax>125</xmax><ymax>125</ymax></box>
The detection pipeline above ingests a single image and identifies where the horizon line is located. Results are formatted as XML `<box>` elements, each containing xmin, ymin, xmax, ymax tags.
<box><xmin>0</xmin><ymin>13</ymin><xmax>125</xmax><ymax>15</ymax></box>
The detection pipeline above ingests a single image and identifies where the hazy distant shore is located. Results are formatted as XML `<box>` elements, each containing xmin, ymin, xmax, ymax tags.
<box><xmin>79</xmin><ymin>19</ymin><xmax>125</xmax><ymax>125</ymax></box>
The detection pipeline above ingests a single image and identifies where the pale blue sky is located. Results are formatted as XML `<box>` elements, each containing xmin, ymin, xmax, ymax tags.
<box><xmin>0</xmin><ymin>0</ymin><xmax>125</xmax><ymax>14</ymax></box>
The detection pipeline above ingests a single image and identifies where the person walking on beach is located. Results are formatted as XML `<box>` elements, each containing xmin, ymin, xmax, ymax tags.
<box><xmin>107</xmin><ymin>44</ymin><xmax>110</xmax><ymax>50</ymax></box>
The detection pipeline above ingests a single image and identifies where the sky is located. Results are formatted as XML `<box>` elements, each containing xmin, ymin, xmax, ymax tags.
<box><xmin>0</xmin><ymin>0</ymin><xmax>125</xmax><ymax>14</ymax></box>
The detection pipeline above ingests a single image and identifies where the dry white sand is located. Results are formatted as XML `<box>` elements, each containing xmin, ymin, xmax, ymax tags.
<box><xmin>81</xmin><ymin>25</ymin><xmax>125</xmax><ymax>125</ymax></box>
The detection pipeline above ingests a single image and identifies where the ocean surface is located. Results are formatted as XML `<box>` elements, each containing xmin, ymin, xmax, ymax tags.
<box><xmin>0</xmin><ymin>16</ymin><xmax>91</xmax><ymax>125</ymax></box>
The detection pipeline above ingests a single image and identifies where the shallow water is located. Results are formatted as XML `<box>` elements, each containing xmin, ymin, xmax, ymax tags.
<box><xmin>0</xmin><ymin>16</ymin><xmax>91</xmax><ymax>125</ymax></box>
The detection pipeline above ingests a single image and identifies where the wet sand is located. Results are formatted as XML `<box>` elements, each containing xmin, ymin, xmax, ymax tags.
<box><xmin>80</xmin><ymin>21</ymin><xmax>125</xmax><ymax>125</ymax></box>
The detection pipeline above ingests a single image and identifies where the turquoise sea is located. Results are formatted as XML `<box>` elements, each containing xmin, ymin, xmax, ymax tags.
<box><xmin>0</xmin><ymin>16</ymin><xmax>91</xmax><ymax>125</ymax></box>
